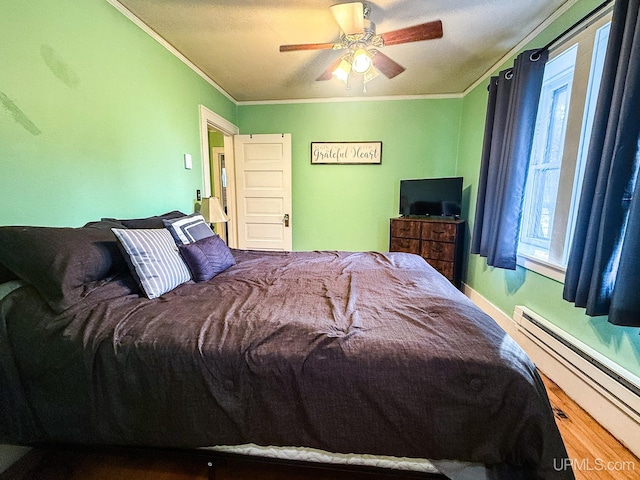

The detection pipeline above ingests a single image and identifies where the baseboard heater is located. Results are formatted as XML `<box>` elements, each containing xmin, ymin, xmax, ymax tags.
<box><xmin>512</xmin><ymin>305</ymin><xmax>640</xmax><ymax>424</ymax></box>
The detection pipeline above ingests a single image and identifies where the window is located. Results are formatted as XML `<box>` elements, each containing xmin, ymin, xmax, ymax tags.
<box><xmin>521</xmin><ymin>46</ymin><xmax>576</xmax><ymax>253</ymax></box>
<box><xmin>517</xmin><ymin>14</ymin><xmax>612</xmax><ymax>282</ymax></box>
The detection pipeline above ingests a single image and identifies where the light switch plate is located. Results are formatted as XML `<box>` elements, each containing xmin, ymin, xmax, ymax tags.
<box><xmin>184</xmin><ymin>153</ymin><xmax>192</xmax><ymax>170</ymax></box>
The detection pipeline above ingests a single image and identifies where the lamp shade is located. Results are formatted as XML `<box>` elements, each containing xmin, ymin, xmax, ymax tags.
<box><xmin>200</xmin><ymin>197</ymin><xmax>229</xmax><ymax>223</ymax></box>
<box><xmin>332</xmin><ymin>57</ymin><xmax>352</xmax><ymax>83</ymax></box>
<box><xmin>329</xmin><ymin>2</ymin><xmax>364</xmax><ymax>35</ymax></box>
<box><xmin>352</xmin><ymin>49</ymin><xmax>372</xmax><ymax>74</ymax></box>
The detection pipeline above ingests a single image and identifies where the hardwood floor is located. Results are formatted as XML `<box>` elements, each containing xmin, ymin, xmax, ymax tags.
<box><xmin>2</xmin><ymin>373</ymin><xmax>638</xmax><ymax>480</ymax></box>
<box><xmin>542</xmin><ymin>374</ymin><xmax>639</xmax><ymax>480</ymax></box>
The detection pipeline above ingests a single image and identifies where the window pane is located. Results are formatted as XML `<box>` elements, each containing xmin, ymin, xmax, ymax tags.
<box><xmin>544</xmin><ymin>85</ymin><xmax>569</xmax><ymax>165</ymax></box>
<box><xmin>527</xmin><ymin>167</ymin><xmax>561</xmax><ymax>244</ymax></box>
<box><xmin>521</xmin><ymin>47</ymin><xmax>576</xmax><ymax>252</ymax></box>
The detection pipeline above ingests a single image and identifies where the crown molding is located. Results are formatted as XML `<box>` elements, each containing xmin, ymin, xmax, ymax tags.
<box><xmin>238</xmin><ymin>92</ymin><xmax>464</xmax><ymax>106</ymax></box>
<box><xmin>462</xmin><ymin>0</ymin><xmax>582</xmax><ymax>96</ymax></box>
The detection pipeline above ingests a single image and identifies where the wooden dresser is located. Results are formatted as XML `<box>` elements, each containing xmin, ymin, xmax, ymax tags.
<box><xmin>389</xmin><ymin>217</ymin><xmax>465</xmax><ymax>288</ymax></box>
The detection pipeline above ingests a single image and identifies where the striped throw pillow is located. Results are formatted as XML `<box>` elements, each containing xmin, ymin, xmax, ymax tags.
<box><xmin>162</xmin><ymin>213</ymin><xmax>214</xmax><ymax>244</ymax></box>
<box><xmin>112</xmin><ymin>228</ymin><xmax>191</xmax><ymax>299</ymax></box>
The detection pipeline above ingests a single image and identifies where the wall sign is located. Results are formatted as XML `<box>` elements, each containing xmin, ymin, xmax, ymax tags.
<box><xmin>311</xmin><ymin>142</ymin><xmax>382</xmax><ymax>164</ymax></box>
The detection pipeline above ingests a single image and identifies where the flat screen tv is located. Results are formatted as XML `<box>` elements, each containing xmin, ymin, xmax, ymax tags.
<box><xmin>399</xmin><ymin>177</ymin><xmax>463</xmax><ymax>217</ymax></box>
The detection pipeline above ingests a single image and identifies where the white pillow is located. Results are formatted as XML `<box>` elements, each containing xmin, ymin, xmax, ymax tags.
<box><xmin>112</xmin><ymin>228</ymin><xmax>191</xmax><ymax>299</ymax></box>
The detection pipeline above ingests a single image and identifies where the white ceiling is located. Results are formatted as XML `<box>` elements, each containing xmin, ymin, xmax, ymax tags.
<box><xmin>113</xmin><ymin>0</ymin><xmax>572</xmax><ymax>103</ymax></box>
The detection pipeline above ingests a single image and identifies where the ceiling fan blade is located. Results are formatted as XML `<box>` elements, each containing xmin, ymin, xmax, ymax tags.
<box><xmin>280</xmin><ymin>42</ymin><xmax>339</xmax><ymax>52</ymax></box>
<box><xmin>316</xmin><ymin>56</ymin><xmax>344</xmax><ymax>81</ymax></box>
<box><xmin>380</xmin><ymin>20</ymin><xmax>443</xmax><ymax>46</ymax></box>
<box><xmin>371</xmin><ymin>51</ymin><xmax>405</xmax><ymax>79</ymax></box>
<box><xmin>329</xmin><ymin>2</ymin><xmax>364</xmax><ymax>35</ymax></box>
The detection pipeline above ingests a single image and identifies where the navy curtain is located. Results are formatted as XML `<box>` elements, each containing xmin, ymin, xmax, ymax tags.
<box><xmin>471</xmin><ymin>49</ymin><xmax>548</xmax><ymax>269</ymax></box>
<box><xmin>563</xmin><ymin>0</ymin><xmax>640</xmax><ymax>327</ymax></box>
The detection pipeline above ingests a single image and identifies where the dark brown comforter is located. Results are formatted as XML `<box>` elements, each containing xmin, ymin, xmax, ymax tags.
<box><xmin>0</xmin><ymin>250</ymin><xmax>572</xmax><ymax>479</ymax></box>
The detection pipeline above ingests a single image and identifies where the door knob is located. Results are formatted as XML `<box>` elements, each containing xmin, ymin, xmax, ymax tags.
<box><xmin>283</xmin><ymin>214</ymin><xmax>290</xmax><ymax>227</ymax></box>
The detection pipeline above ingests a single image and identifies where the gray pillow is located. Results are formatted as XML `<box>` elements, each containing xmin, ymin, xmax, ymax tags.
<box><xmin>112</xmin><ymin>228</ymin><xmax>191</xmax><ymax>299</ymax></box>
<box><xmin>0</xmin><ymin>226</ymin><xmax>129</xmax><ymax>313</ymax></box>
<box><xmin>0</xmin><ymin>262</ymin><xmax>17</xmax><ymax>283</ymax></box>
<box><xmin>102</xmin><ymin>210</ymin><xmax>186</xmax><ymax>229</ymax></box>
<box><xmin>163</xmin><ymin>213</ymin><xmax>215</xmax><ymax>244</ymax></box>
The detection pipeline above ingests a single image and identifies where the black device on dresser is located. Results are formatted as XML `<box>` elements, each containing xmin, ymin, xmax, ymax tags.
<box><xmin>391</xmin><ymin>177</ymin><xmax>465</xmax><ymax>288</ymax></box>
<box><xmin>399</xmin><ymin>176</ymin><xmax>462</xmax><ymax>218</ymax></box>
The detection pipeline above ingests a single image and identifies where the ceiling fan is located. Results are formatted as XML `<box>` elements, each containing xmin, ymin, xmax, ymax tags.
<box><xmin>279</xmin><ymin>2</ymin><xmax>443</xmax><ymax>91</ymax></box>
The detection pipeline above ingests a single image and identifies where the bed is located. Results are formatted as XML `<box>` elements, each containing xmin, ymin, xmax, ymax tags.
<box><xmin>0</xmin><ymin>213</ymin><xmax>574</xmax><ymax>480</ymax></box>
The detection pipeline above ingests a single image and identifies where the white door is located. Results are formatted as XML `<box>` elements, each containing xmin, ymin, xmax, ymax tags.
<box><xmin>234</xmin><ymin>134</ymin><xmax>292</xmax><ymax>251</ymax></box>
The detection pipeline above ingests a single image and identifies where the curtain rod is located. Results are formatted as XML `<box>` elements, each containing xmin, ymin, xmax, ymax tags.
<box><xmin>534</xmin><ymin>0</ymin><xmax>614</xmax><ymax>55</ymax></box>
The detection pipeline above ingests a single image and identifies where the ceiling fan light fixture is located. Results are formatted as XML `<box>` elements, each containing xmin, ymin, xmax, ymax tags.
<box><xmin>363</xmin><ymin>64</ymin><xmax>379</xmax><ymax>84</ymax></box>
<box><xmin>280</xmin><ymin>0</ymin><xmax>442</xmax><ymax>93</ymax></box>
<box><xmin>330</xmin><ymin>2</ymin><xmax>365</xmax><ymax>35</ymax></box>
<box><xmin>332</xmin><ymin>57</ymin><xmax>352</xmax><ymax>83</ymax></box>
<box><xmin>351</xmin><ymin>48</ymin><xmax>372</xmax><ymax>74</ymax></box>
<box><xmin>281</xmin><ymin>3</ymin><xmax>443</xmax><ymax>94</ymax></box>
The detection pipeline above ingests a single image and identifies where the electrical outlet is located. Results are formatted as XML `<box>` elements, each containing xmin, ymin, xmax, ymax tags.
<box><xmin>196</xmin><ymin>189</ymin><xmax>201</xmax><ymax>201</ymax></box>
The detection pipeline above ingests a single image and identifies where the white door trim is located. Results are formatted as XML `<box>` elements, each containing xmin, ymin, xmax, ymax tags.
<box><xmin>199</xmin><ymin>105</ymin><xmax>239</xmax><ymax>247</ymax></box>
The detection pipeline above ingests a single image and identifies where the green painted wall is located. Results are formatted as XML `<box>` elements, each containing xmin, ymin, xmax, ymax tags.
<box><xmin>238</xmin><ymin>99</ymin><xmax>463</xmax><ymax>251</ymax></box>
<box><xmin>0</xmin><ymin>0</ymin><xmax>236</xmax><ymax>227</ymax></box>
<box><xmin>208</xmin><ymin>131</ymin><xmax>224</xmax><ymax>148</ymax></box>
<box><xmin>456</xmin><ymin>0</ymin><xmax>640</xmax><ymax>377</ymax></box>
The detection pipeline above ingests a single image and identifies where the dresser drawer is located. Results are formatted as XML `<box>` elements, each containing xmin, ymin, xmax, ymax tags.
<box><xmin>421</xmin><ymin>241</ymin><xmax>455</xmax><ymax>262</ymax></box>
<box><xmin>390</xmin><ymin>237</ymin><xmax>420</xmax><ymax>254</ymax></box>
<box><xmin>390</xmin><ymin>220</ymin><xmax>421</xmax><ymax>239</ymax></box>
<box><xmin>427</xmin><ymin>260</ymin><xmax>455</xmax><ymax>281</ymax></box>
<box><xmin>421</xmin><ymin>222</ymin><xmax>458</xmax><ymax>242</ymax></box>
<box><xmin>389</xmin><ymin>217</ymin><xmax>464</xmax><ymax>289</ymax></box>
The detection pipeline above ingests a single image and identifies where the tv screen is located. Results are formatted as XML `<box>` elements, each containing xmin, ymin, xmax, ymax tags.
<box><xmin>399</xmin><ymin>177</ymin><xmax>463</xmax><ymax>217</ymax></box>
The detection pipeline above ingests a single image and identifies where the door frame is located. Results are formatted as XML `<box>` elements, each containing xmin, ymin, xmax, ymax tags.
<box><xmin>210</xmin><ymin>146</ymin><xmax>226</xmax><ymax>243</ymax></box>
<box><xmin>199</xmin><ymin>105</ymin><xmax>239</xmax><ymax>248</ymax></box>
